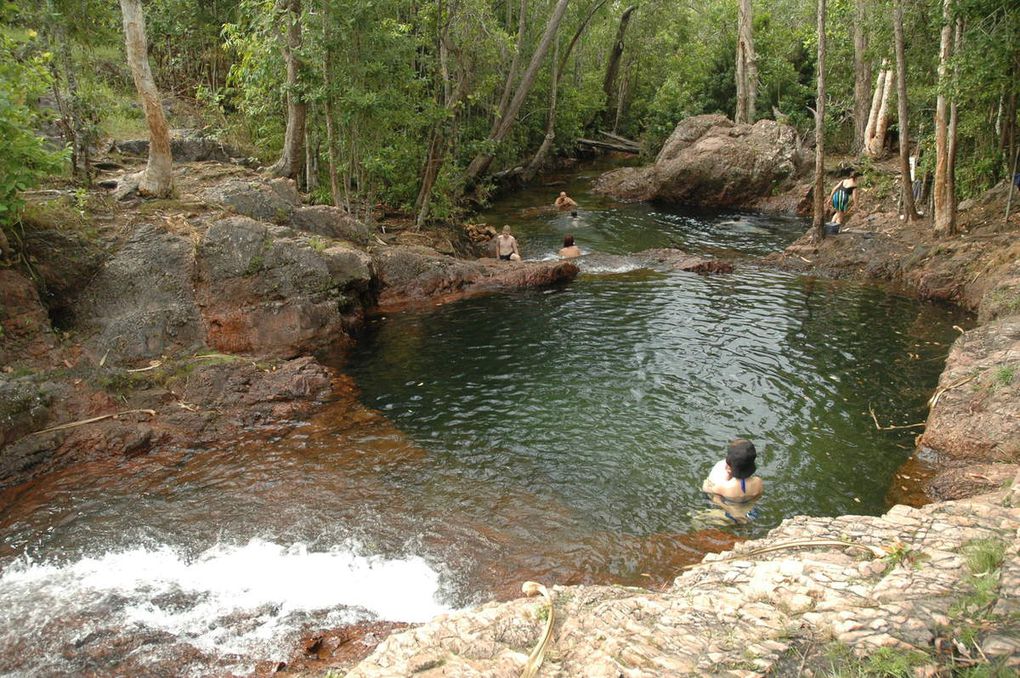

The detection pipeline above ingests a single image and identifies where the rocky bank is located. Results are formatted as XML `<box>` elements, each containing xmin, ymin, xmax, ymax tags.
<box><xmin>0</xmin><ymin>156</ymin><xmax>577</xmax><ymax>490</ymax></box>
<box><xmin>335</xmin><ymin>470</ymin><xmax>1020</xmax><ymax>677</ymax></box>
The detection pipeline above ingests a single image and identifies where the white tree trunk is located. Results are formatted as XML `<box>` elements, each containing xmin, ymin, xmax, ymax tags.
<box><xmin>735</xmin><ymin>0</ymin><xmax>757</xmax><ymax>124</ymax></box>
<box><xmin>866</xmin><ymin>64</ymin><xmax>893</xmax><ymax>158</ymax></box>
<box><xmin>119</xmin><ymin>0</ymin><xmax>173</xmax><ymax>197</ymax></box>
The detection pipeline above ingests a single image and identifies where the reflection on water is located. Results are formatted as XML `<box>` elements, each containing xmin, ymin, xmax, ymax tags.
<box><xmin>0</xmin><ymin>167</ymin><xmax>972</xmax><ymax>675</ymax></box>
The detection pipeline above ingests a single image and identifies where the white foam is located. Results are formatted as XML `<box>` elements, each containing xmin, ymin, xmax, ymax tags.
<box><xmin>0</xmin><ymin>539</ymin><xmax>453</xmax><ymax>671</ymax></box>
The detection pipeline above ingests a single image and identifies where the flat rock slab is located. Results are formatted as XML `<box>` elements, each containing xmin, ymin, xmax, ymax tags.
<box><xmin>373</xmin><ymin>246</ymin><xmax>579</xmax><ymax>310</ymax></box>
<box><xmin>346</xmin><ymin>473</ymin><xmax>1020</xmax><ymax>677</ymax></box>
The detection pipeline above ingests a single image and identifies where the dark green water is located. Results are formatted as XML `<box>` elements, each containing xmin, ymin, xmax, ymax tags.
<box><xmin>346</xmin><ymin>166</ymin><xmax>971</xmax><ymax>551</ymax></box>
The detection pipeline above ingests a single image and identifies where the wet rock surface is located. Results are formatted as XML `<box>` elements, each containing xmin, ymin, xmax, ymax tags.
<box><xmin>345</xmin><ymin>474</ymin><xmax>1020</xmax><ymax>677</ymax></box>
<box><xmin>634</xmin><ymin>248</ymin><xmax>736</xmax><ymax>274</ymax></box>
<box><xmin>594</xmin><ymin>115</ymin><xmax>807</xmax><ymax>207</ymax></box>
<box><xmin>372</xmin><ymin>246</ymin><xmax>579</xmax><ymax>310</ymax></box>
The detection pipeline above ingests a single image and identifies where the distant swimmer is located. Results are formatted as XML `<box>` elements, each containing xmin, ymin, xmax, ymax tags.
<box><xmin>701</xmin><ymin>438</ymin><xmax>764</xmax><ymax>524</ymax></box>
<box><xmin>496</xmin><ymin>225</ymin><xmax>521</xmax><ymax>261</ymax></box>
<box><xmin>558</xmin><ymin>234</ymin><xmax>581</xmax><ymax>259</ymax></box>
<box><xmin>554</xmin><ymin>191</ymin><xmax>578</xmax><ymax>212</ymax></box>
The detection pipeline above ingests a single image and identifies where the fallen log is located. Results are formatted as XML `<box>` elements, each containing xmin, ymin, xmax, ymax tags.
<box><xmin>577</xmin><ymin>138</ymin><xmax>640</xmax><ymax>153</ymax></box>
<box><xmin>598</xmin><ymin>130</ymin><xmax>640</xmax><ymax>149</ymax></box>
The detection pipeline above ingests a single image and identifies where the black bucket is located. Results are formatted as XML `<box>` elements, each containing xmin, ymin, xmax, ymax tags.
<box><xmin>824</xmin><ymin>222</ymin><xmax>840</xmax><ymax>236</ymax></box>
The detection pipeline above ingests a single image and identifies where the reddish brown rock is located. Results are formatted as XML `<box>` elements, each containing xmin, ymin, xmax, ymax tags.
<box><xmin>635</xmin><ymin>249</ymin><xmax>735</xmax><ymax>275</ymax></box>
<box><xmin>0</xmin><ymin>270</ymin><xmax>58</xmax><ymax>368</ymax></box>
<box><xmin>373</xmin><ymin>246</ymin><xmax>578</xmax><ymax>310</ymax></box>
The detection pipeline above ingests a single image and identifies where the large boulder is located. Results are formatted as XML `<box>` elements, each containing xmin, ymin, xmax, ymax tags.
<box><xmin>594</xmin><ymin>114</ymin><xmax>808</xmax><ymax>207</ymax></box>
<box><xmin>196</xmin><ymin>216</ymin><xmax>373</xmax><ymax>357</ymax></box>
<box><xmin>291</xmin><ymin>205</ymin><xmax>372</xmax><ymax>246</ymax></box>
<box><xmin>202</xmin><ymin>177</ymin><xmax>301</xmax><ymax>223</ymax></box>
<box><xmin>115</xmin><ymin>130</ymin><xmax>250</xmax><ymax>164</ymax></box>
<box><xmin>0</xmin><ymin>270</ymin><xmax>59</xmax><ymax>367</ymax></box>
<box><xmin>71</xmin><ymin>224</ymin><xmax>206</xmax><ymax>365</ymax></box>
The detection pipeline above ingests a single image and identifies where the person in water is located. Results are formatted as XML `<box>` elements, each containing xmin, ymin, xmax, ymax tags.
<box><xmin>559</xmin><ymin>233</ymin><xmax>581</xmax><ymax>259</ymax></box>
<box><xmin>829</xmin><ymin>171</ymin><xmax>860</xmax><ymax>226</ymax></box>
<box><xmin>555</xmin><ymin>191</ymin><xmax>578</xmax><ymax>212</ymax></box>
<box><xmin>496</xmin><ymin>225</ymin><xmax>521</xmax><ymax>261</ymax></box>
<box><xmin>701</xmin><ymin>438</ymin><xmax>764</xmax><ymax>524</ymax></box>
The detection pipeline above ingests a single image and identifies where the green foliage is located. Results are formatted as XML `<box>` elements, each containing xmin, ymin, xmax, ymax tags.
<box><xmin>962</xmin><ymin>538</ymin><xmax>1005</xmax><ymax>575</ymax></box>
<box><xmin>0</xmin><ymin>23</ymin><xmax>65</xmax><ymax>230</ymax></box>
<box><xmin>823</xmin><ymin>642</ymin><xmax>931</xmax><ymax>677</ymax></box>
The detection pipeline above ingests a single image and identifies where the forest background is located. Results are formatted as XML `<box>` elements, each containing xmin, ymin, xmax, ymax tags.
<box><xmin>1</xmin><ymin>0</ymin><xmax>1018</xmax><ymax>231</ymax></box>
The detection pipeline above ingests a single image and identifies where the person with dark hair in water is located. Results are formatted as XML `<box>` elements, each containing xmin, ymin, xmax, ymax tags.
<box><xmin>701</xmin><ymin>439</ymin><xmax>764</xmax><ymax>524</ymax></box>
<box><xmin>559</xmin><ymin>233</ymin><xmax>581</xmax><ymax>258</ymax></box>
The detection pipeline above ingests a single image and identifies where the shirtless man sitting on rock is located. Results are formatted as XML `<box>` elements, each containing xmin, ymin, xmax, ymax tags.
<box><xmin>495</xmin><ymin>225</ymin><xmax>521</xmax><ymax>261</ymax></box>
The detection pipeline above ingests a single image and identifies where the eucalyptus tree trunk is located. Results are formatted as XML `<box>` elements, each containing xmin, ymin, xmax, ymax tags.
<box><xmin>812</xmin><ymin>0</ymin><xmax>827</xmax><ymax>239</ymax></box>
<box><xmin>933</xmin><ymin>0</ymin><xmax>955</xmax><ymax>235</ymax></box>
<box><xmin>491</xmin><ymin>0</ymin><xmax>529</xmax><ymax>137</ymax></box>
<box><xmin>464</xmin><ymin>0</ymin><xmax>571</xmax><ymax>184</ymax></box>
<box><xmin>946</xmin><ymin>17</ymin><xmax>963</xmax><ymax>212</ymax></box>
<box><xmin>524</xmin><ymin>0</ymin><xmax>607</xmax><ymax>181</ymax></box>
<box><xmin>865</xmin><ymin>62</ymin><xmax>893</xmax><ymax>157</ymax></box>
<box><xmin>119</xmin><ymin>0</ymin><xmax>173</xmax><ymax>197</ymax></box>
<box><xmin>601</xmin><ymin>5</ymin><xmax>636</xmax><ymax>129</ymax></box>
<box><xmin>852</xmin><ymin>0</ymin><xmax>871</xmax><ymax>153</ymax></box>
<box><xmin>268</xmin><ymin>0</ymin><xmax>306</xmax><ymax>184</ymax></box>
<box><xmin>893</xmin><ymin>0</ymin><xmax>919</xmax><ymax>221</ymax></box>
<box><xmin>735</xmin><ymin>0</ymin><xmax>757</xmax><ymax>124</ymax></box>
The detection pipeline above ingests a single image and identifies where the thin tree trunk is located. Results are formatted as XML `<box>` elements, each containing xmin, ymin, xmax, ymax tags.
<box><xmin>268</xmin><ymin>0</ymin><xmax>306</xmax><ymax>183</ymax></box>
<box><xmin>933</xmin><ymin>0</ymin><xmax>954</xmax><ymax>235</ymax></box>
<box><xmin>946</xmin><ymin>16</ymin><xmax>962</xmax><ymax>213</ymax></box>
<box><xmin>464</xmin><ymin>0</ymin><xmax>572</xmax><ymax>184</ymax></box>
<box><xmin>813</xmin><ymin>0</ymin><xmax>827</xmax><ymax>239</ymax></box>
<box><xmin>323</xmin><ymin>57</ymin><xmax>343</xmax><ymax>209</ymax></box>
<box><xmin>735</xmin><ymin>0</ymin><xmax>757</xmax><ymax>124</ymax></box>
<box><xmin>491</xmin><ymin>0</ymin><xmax>528</xmax><ymax>136</ymax></box>
<box><xmin>119</xmin><ymin>0</ymin><xmax>173</xmax><ymax>197</ymax></box>
<box><xmin>602</xmin><ymin>5</ymin><xmax>636</xmax><ymax>129</ymax></box>
<box><xmin>524</xmin><ymin>39</ymin><xmax>559</xmax><ymax>182</ymax></box>
<box><xmin>524</xmin><ymin>0</ymin><xmax>607</xmax><ymax>181</ymax></box>
<box><xmin>852</xmin><ymin>0</ymin><xmax>871</xmax><ymax>153</ymax></box>
<box><xmin>893</xmin><ymin>0</ymin><xmax>918</xmax><ymax>221</ymax></box>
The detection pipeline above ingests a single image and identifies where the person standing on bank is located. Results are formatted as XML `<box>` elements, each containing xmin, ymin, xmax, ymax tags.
<box><xmin>496</xmin><ymin>225</ymin><xmax>521</xmax><ymax>261</ymax></box>
<box><xmin>829</xmin><ymin>172</ymin><xmax>860</xmax><ymax>226</ymax></box>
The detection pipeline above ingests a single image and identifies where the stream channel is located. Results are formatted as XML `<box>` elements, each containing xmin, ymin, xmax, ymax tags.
<box><xmin>0</xmin><ymin>166</ymin><xmax>972</xmax><ymax>675</ymax></box>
